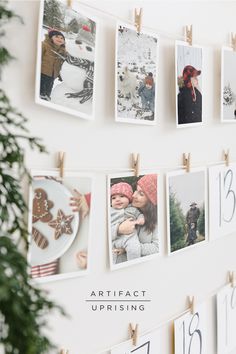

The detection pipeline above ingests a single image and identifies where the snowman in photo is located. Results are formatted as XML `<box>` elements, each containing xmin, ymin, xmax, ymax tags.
<box><xmin>51</xmin><ymin>25</ymin><xmax>95</xmax><ymax>115</ymax></box>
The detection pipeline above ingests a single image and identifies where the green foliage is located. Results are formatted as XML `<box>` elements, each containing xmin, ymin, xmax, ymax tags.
<box><xmin>0</xmin><ymin>2</ymin><xmax>65</xmax><ymax>353</ymax></box>
<box><xmin>197</xmin><ymin>206</ymin><xmax>205</xmax><ymax>236</ymax></box>
<box><xmin>0</xmin><ymin>0</ymin><xmax>22</xmax><ymax>67</ymax></box>
<box><xmin>44</xmin><ymin>0</ymin><xmax>64</xmax><ymax>30</ymax></box>
<box><xmin>0</xmin><ymin>237</ymin><xmax>65</xmax><ymax>354</ymax></box>
<box><xmin>0</xmin><ymin>89</ymin><xmax>47</xmax><ymax>244</ymax></box>
<box><xmin>169</xmin><ymin>190</ymin><xmax>186</xmax><ymax>252</ymax></box>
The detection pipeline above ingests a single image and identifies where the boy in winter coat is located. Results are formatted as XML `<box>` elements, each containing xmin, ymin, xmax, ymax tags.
<box><xmin>40</xmin><ymin>30</ymin><xmax>66</xmax><ymax>100</ymax></box>
<box><xmin>138</xmin><ymin>72</ymin><xmax>155</xmax><ymax>113</ymax></box>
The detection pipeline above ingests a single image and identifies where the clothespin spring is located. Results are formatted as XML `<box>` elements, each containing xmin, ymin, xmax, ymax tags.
<box><xmin>132</xmin><ymin>153</ymin><xmax>140</xmax><ymax>177</ymax></box>
<box><xmin>129</xmin><ymin>323</ymin><xmax>139</xmax><ymax>346</ymax></box>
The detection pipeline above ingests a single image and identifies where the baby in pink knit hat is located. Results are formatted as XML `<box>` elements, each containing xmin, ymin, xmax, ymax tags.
<box><xmin>110</xmin><ymin>182</ymin><xmax>145</xmax><ymax>264</ymax></box>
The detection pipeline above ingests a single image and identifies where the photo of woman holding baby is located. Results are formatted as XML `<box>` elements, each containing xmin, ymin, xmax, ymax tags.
<box><xmin>109</xmin><ymin>173</ymin><xmax>159</xmax><ymax>269</ymax></box>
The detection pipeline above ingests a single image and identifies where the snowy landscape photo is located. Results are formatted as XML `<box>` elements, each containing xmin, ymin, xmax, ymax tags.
<box><xmin>35</xmin><ymin>0</ymin><xmax>97</xmax><ymax>120</ymax></box>
<box><xmin>115</xmin><ymin>23</ymin><xmax>158</xmax><ymax>125</ymax></box>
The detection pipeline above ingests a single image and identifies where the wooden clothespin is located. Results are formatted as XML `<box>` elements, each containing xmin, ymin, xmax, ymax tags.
<box><xmin>129</xmin><ymin>323</ymin><xmax>139</xmax><ymax>346</ymax></box>
<box><xmin>58</xmin><ymin>151</ymin><xmax>65</xmax><ymax>179</ymax></box>
<box><xmin>60</xmin><ymin>349</ymin><xmax>69</xmax><ymax>354</ymax></box>
<box><xmin>134</xmin><ymin>8</ymin><xmax>143</xmax><ymax>34</ymax></box>
<box><xmin>132</xmin><ymin>153</ymin><xmax>140</xmax><ymax>177</ymax></box>
<box><xmin>67</xmin><ymin>0</ymin><xmax>72</xmax><ymax>8</ymax></box>
<box><xmin>183</xmin><ymin>153</ymin><xmax>191</xmax><ymax>173</ymax></box>
<box><xmin>185</xmin><ymin>25</ymin><xmax>193</xmax><ymax>46</ymax></box>
<box><xmin>228</xmin><ymin>271</ymin><xmax>236</xmax><ymax>288</ymax></box>
<box><xmin>188</xmin><ymin>296</ymin><xmax>195</xmax><ymax>315</ymax></box>
<box><xmin>231</xmin><ymin>33</ymin><xmax>236</xmax><ymax>51</ymax></box>
<box><xmin>223</xmin><ymin>149</ymin><xmax>230</xmax><ymax>167</ymax></box>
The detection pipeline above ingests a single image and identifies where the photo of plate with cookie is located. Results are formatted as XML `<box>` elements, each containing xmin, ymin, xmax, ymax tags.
<box><xmin>28</xmin><ymin>178</ymin><xmax>79</xmax><ymax>267</ymax></box>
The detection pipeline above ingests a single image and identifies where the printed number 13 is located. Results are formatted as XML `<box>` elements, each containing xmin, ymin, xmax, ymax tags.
<box><xmin>218</xmin><ymin>169</ymin><xmax>236</xmax><ymax>226</ymax></box>
<box><xmin>181</xmin><ymin>313</ymin><xmax>202</xmax><ymax>354</ymax></box>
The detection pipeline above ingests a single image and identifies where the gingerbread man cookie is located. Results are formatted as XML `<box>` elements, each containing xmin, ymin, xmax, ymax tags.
<box><xmin>48</xmin><ymin>209</ymin><xmax>74</xmax><ymax>240</ymax></box>
<box><xmin>32</xmin><ymin>188</ymin><xmax>54</xmax><ymax>223</ymax></box>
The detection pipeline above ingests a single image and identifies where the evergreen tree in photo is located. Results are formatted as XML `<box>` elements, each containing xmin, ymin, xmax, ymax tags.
<box><xmin>0</xmin><ymin>2</ymin><xmax>64</xmax><ymax>353</ymax></box>
<box><xmin>169</xmin><ymin>190</ymin><xmax>186</xmax><ymax>252</ymax></box>
<box><xmin>197</xmin><ymin>206</ymin><xmax>205</xmax><ymax>237</ymax></box>
<box><xmin>44</xmin><ymin>0</ymin><xmax>64</xmax><ymax>30</ymax></box>
<box><xmin>67</xmin><ymin>17</ymin><xmax>79</xmax><ymax>33</ymax></box>
<box><xmin>223</xmin><ymin>83</ymin><xmax>235</xmax><ymax>106</ymax></box>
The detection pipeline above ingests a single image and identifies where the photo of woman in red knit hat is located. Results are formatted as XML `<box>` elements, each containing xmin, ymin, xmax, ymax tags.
<box><xmin>108</xmin><ymin>173</ymin><xmax>159</xmax><ymax>269</ymax></box>
<box><xmin>175</xmin><ymin>41</ymin><xmax>203</xmax><ymax>127</ymax></box>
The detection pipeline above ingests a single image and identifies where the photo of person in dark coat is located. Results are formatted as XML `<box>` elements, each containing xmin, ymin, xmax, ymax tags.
<box><xmin>177</xmin><ymin>65</ymin><xmax>202</xmax><ymax>125</ymax></box>
<box><xmin>186</xmin><ymin>202</ymin><xmax>200</xmax><ymax>245</ymax></box>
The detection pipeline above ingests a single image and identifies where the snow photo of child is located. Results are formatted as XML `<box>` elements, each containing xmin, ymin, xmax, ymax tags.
<box><xmin>115</xmin><ymin>23</ymin><xmax>159</xmax><ymax>125</ymax></box>
<box><xmin>36</xmin><ymin>0</ymin><xmax>98</xmax><ymax>120</ymax></box>
<box><xmin>40</xmin><ymin>29</ymin><xmax>66</xmax><ymax>101</ymax></box>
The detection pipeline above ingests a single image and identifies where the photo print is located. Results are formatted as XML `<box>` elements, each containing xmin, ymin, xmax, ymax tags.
<box><xmin>115</xmin><ymin>23</ymin><xmax>159</xmax><ymax>125</ymax></box>
<box><xmin>107</xmin><ymin>172</ymin><xmax>159</xmax><ymax>270</ymax></box>
<box><xmin>176</xmin><ymin>41</ymin><xmax>203</xmax><ymax>127</ymax></box>
<box><xmin>28</xmin><ymin>170</ymin><xmax>93</xmax><ymax>282</ymax></box>
<box><xmin>209</xmin><ymin>163</ymin><xmax>236</xmax><ymax>240</ymax></box>
<box><xmin>174</xmin><ymin>302</ymin><xmax>207</xmax><ymax>354</ymax></box>
<box><xmin>166</xmin><ymin>168</ymin><xmax>207</xmax><ymax>254</ymax></box>
<box><xmin>111</xmin><ymin>330</ymin><xmax>161</xmax><ymax>354</ymax></box>
<box><xmin>35</xmin><ymin>0</ymin><xmax>98</xmax><ymax>120</ymax></box>
<box><xmin>221</xmin><ymin>47</ymin><xmax>236</xmax><ymax>122</ymax></box>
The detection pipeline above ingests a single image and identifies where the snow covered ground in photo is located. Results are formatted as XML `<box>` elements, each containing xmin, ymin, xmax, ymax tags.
<box><xmin>116</xmin><ymin>25</ymin><xmax>158</xmax><ymax>122</ymax></box>
<box><xmin>40</xmin><ymin>29</ymin><xmax>94</xmax><ymax>115</ymax></box>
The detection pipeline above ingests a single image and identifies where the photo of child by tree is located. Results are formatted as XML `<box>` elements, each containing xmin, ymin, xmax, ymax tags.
<box><xmin>167</xmin><ymin>170</ymin><xmax>206</xmax><ymax>253</ymax></box>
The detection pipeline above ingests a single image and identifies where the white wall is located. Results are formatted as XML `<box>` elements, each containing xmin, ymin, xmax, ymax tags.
<box><xmin>3</xmin><ymin>1</ymin><xmax>236</xmax><ymax>353</ymax></box>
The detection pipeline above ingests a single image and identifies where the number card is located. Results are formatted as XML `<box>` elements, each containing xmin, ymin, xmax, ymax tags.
<box><xmin>174</xmin><ymin>303</ymin><xmax>207</xmax><ymax>354</ymax></box>
<box><xmin>209</xmin><ymin>164</ymin><xmax>236</xmax><ymax>240</ymax></box>
<box><xmin>111</xmin><ymin>330</ymin><xmax>161</xmax><ymax>354</ymax></box>
<box><xmin>217</xmin><ymin>284</ymin><xmax>236</xmax><ymax>354</ymax></box>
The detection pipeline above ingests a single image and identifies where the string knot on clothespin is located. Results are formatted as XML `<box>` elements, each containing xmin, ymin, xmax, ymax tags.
<box><xmin>134</xmin><ymin>8</ymin><xmax>143</xmax><ymax>34</ymax></box>
<box><xmin>231</xmin><ymin>33</ymin><xmax>236</xmax><ymax>51</ymax></box>
<box><xmin>183</xmin><ymin>153</ymin><xmax>191</xmax><ymax>173</ymax></box>
<box><xmin>188</xmin><ymin>295</ymin><xmax>196</xmax><ymax>315</ymax></box>
<box><xmin>58</xmin><ymin>151</ymin><xmax>66</xmax><ymax>179</ymax></box>
<box><xmin>223</xmin><ymin>149</ymin><xmax>230</xmax><ymax>167</ymax></box>
<box><xmin>185</xmin><ymin>25</ymin><xmax>193</xmax><ymax>46</ymax></box>
<box><xmin>228</xmin><ymin>271</ymin><xmax>236</xmax><ymax>288</ymax></box>
<box><xmin>131</xmin><ymin>153</ymin><xmax>140</xmax><ymax>177</ymax></box>
<box><xmin>129</xmin><ymin>323</ymin><xmax>139</xmax><ymax>346</ymax></box>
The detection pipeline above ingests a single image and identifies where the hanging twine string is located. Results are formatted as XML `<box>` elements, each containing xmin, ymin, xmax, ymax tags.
<box><xmin>75</xmin><ymin>1</ymin><xmax>185</xmax><ymax>41</ymax></box>
<box><xmin>96</xmin><ymin>279</ymin><xmax>231</xmax><ymax>354</ymax></box>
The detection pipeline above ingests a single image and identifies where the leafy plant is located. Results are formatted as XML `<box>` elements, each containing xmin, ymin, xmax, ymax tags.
<box><xmin>0</xmin><ymin>1</ymin><xmax>64</xmax><ymax>353</ymax></box>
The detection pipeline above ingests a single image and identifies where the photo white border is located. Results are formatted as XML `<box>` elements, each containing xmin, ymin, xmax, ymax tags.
<box><xmin>166</xmin><ymin>167</ymin><xmax>208</xmax><ymax>256</ymax></box>
<box><xmin>221</xmin><ymin>46</ymin><xmax>236</xmax><ymax>123</ymax></box>
<box><xmin>175</xmin><ymin>40</ymin><xmax>204</xmax><ymax>129</ymax></box>
<box><xmin>28</xmin><ymin>168</ymin><xmax>94</xmax><ymax>283</ymax></box>
<box><xmin>107</xmin><ymin>170</ymin><xmax>160</xmax><ymax>271</ymax></box>
<box><xmin>35</xmin><ymin>0</ymin><xmax>99</xmax><ymax>121</ymax></box>
<box><xmin>115</xmin><ymin>22</ymin><xmax>159</xmax><ymax>126</ymax></box>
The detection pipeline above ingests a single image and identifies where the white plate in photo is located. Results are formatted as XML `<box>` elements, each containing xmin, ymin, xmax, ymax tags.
<box><xmin>29</xmin><ymin>179</ymin><xmax>79</xmax><ymax>266</ymax></box>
